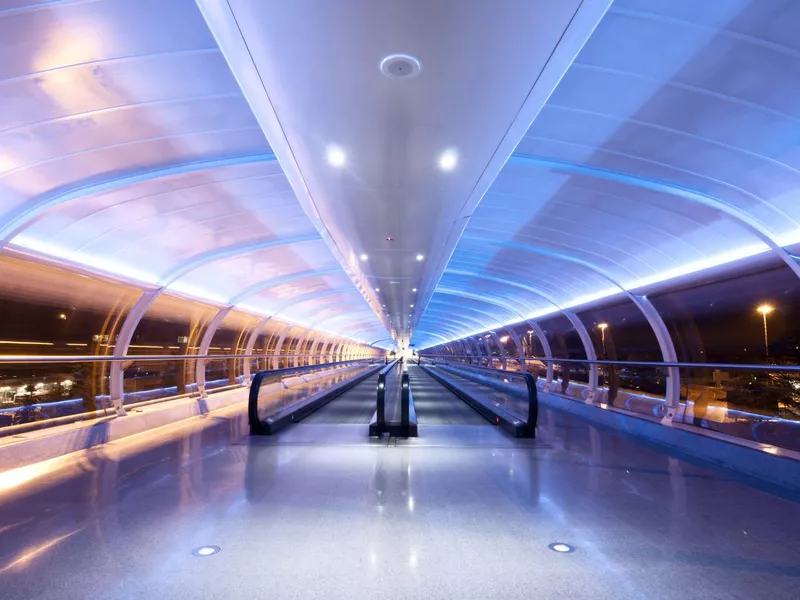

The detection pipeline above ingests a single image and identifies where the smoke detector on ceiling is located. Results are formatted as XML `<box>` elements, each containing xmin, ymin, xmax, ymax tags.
<box><xmin>380</xmin><ymin>54</ymin><xmax>421</xmax><ymax>79</ymax></box>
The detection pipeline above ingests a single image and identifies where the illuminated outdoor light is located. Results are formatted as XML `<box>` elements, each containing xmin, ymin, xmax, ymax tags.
<box><xmin>192</xmin><ymin>545</ymin><xmax>221</xmax><ymax>557</ymax></box>
<box><xmin>597</xmin><ymin>322</ymin><xmax>609</xmax><ymax>356</ymax></box>
<box><xmin>757</xmin><ymin>304</ymin><xmax>774</xmax><ymax>358</ymax></box>
<box><xmin>438</xmin><ymin>150</ymin><xmax>458</xmax><ymax>171</ymax></box>
<box><xmin>500</xmin><ymin>335</ymin><xmax>509</xmax><ymax>343</ymax></box>
<box><xmin>327</xmin><ymin>147</ymin><xmax>346</xmax><ymax>167</ymax></box>
<box><xmin>415</xmin><ymin>254</ymin><xmax>424</xmax><ymax>261</ymax></box>
<box><xmin>58</xmin><ymin>313</ymin><xmax>67</xmax><ymax>320</ymax></box>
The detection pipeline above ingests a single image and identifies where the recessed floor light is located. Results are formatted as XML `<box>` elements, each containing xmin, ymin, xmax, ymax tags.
<box><xmin>548</xmin><ymin>543</ymin><xmax>575</xmax><ymax>553</ymax></box>
<box><xmin>192</xmin><ymin>545</ymin><xmax>221</xmax><ymax>557</ymax></box>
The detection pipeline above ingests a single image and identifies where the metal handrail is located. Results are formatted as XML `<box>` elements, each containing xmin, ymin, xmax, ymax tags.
<box><xmin>401</xmin><ymin>371</ymin><xmax>411</xmax><ymax>435</ymax></box>
<box><xmin>432</xmin><ymin>359</ymin><xmax>538</xmax><ymax>434</ymax></box>
<box><xmin>0</xmin><ymin>353</ymin><xmax>372</xmax><ymax>364</ymax></box>
<box><xmin>421</xmin><ymin>354</ymin><xmax>800</xmax><ymax>373</ymax></box>
<box><xmin>375</xmin><ymin>359</ymin><xmax>400</xmax><ymax>431</ymax></box>
<box><xmin>249</xmin><ymin>359</ymin><xmax>376</xmax><ymax>432</ymax></box>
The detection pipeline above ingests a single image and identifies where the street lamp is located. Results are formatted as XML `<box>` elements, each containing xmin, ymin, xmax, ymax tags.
<box><xmin>757</xmin><ymin>304</ymin><xmax>774</xmax><ymax>359</ymax></box>
<box><xmin>527</xmin><ymin>329</ymin><xmax>534</xmax><ymax>356</ymax></box>
<box><xmin>598</xmin><ymin>323</ymin><xmax>609</xmax><ymax>355</ymax></box>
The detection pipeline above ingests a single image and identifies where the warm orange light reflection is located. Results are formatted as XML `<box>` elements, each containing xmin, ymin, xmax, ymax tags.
<box><xmin>0</xmin><ymin>529</ymin><xmax>81</xmax><ymax>574</ymax></box>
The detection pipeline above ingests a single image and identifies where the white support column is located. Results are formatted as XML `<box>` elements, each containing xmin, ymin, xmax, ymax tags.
<box><xmin>630</xmin><ymin>294</ymin><xmax>681</xmax><ymax>424</ymax></box>
<box><xmin>308</xmin><ymin>335</ymin><xmax>325</xmax><ymax>365</ymax></box>
<box><xmin>342</xmin><ymin>341</ymin><xmax>354</xmax><ymax>361</ymax></box>
<box><xmin>465</xmin><ymin>338</ymin><xmax>480</xmax><ymax>364</ymax></box>
<box><xmin>505</xmin><ymin>328</ymin><xmax>525</xmax><ymax>370</ymax></box>
<box><xmin>196</xmin><ymin>307</ymin><xmax>233</xmax><ymax>399</ymax></box>
<box><xmin>242</xmin><ymin>317</ymin><xmax>270</xmax><ymax>383</ymax></box>
<box><xmin>110</xmin><ymin>289</ymin><xmax>162</xmax><ymax>415</ymax></box>
<box><xmin>272</xmin><ymin>324</ymin><xmax>293</xmax><ymax>370</ymax></box>
<box><xmin>490</xmin><ymin>332</ymin><xmax>507</xmax><ymax>370</ymax></box>
<box><xmin>528</xmin><ymin>322</ymin><xmax>554</xmax><ymax>392</ymax></box>
<box><xmin>333</xmin><ymin>340</ymin><xmax>342</xmax><ymax>362</ymax></box>
<box><xmin>292</xmin><ymin>328</ymin><xmax>311</xmax><ymax>367</ymax></box>
<box><xmin>563</xmin><ymin>311</ymin><xmax>598</xmax><ymax>404</ymax></box>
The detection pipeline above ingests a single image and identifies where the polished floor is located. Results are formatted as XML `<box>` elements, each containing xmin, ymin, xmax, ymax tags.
<box><xmin>1</xmin><ymin>392</ymin><xmax>799</xmax><ymax>599</ymax></box>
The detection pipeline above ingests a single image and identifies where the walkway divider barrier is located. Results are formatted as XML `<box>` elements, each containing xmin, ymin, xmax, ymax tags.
<box><xmin>370</xmin><ymin>358</ymin><xmax>417</xmax><ymax>437</ymax></box>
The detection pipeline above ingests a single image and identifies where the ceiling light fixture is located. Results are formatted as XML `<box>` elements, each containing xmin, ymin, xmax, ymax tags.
<box><xmin>412</xmin><ymin>288</ymin><xmax>417</xmax><ymax>292</ymax></box>
<box><xmin>548</xmin><ymin>543</ymin><xmax>575</xmax><ymax>554</ymax></box>
<box><xmin>380</xmin><ymin>54</ymin><xmax>421</xmax><ymax>79</ymax></box>
<box><xmin>438</xmin><ymin>150</ymin><xmax>458</xmax><ymax>171</ymax></box>
<box><xmin>375</xmin><ymin>288</ymin><xmax>380</xmax><ymax>292</ymax></box>
<box><xmin>192</xmin><ymin>545</ymin><xmax>221</xmax><ymax>557</ymax></box>
<box><xmin>327</xmin><ymin>147</ymin><xmax>346</xmax><ymax>167</ymax></box>
<box><xmin>416</xmin><ymin>254</ymin><xmax>424</xmax><ymax>262</ymax></box>
<box><xmin>360</xmin><ymin>253</ymin><xmax>368</xmax><ymax>261</ymax></box>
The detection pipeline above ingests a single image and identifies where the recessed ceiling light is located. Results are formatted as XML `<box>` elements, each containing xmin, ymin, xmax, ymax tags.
<box><xmin>385</xmin><ymin>236</ymin><xmax>394</xmax><ymax>241</ymax></box>
<box><xmin>416</xmin><ymin>254</ymin><xmax>424</xmax><ymax>261</ymax></box>
<box><xmin>410</xmin><ymin>304</ymin><xmax>414</xmax><ymax>308</ymax></box>
<box><xmin>412</xmin><ymin>288</ymin><xmax>417</xmax><ymax>292</ymax></box>
<box><xmin>380</xmin><ymin>54</ymin><xmax>421</xmax><ymax>79</ymax></box>
<box><xmin>360</xmin><ymin>253</ymin><xmax>368</xmax><ymax>261</ymax></box>
<box><xmin>548</xmin><ymin>543</ymin><xmax>575</xmax><ymax>553</ymax></box>
<box><xmin>375</xmin><ymin>287</ymin><xmax>380</xmax><ymax>292</ymax></box>
<box><xmin>439</xmin><ymin>150</ymin><xmax>457</xmax><ymax>171</ymax></box>
<box><xmin>327</xmin><ymin>147</ymin><xmax>346</xmax><ymax>167</ymax></box>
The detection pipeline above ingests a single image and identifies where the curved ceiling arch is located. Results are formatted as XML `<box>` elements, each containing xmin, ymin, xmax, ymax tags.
<box><xmin>507</xmin><ymin>154</ymin><xmax>800</xmax><ymax>279</ymax></box>
<box><xmin>0</xmin><ymin>153</ymin><xmax>278</xmax><ymax>243</ymax></box>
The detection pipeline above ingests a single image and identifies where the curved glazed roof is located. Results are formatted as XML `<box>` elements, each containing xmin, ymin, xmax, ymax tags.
<box><xmin>0</xmin><ymin>0</ymin><xmax>388</xmax><ymax>344</ymax></box>
<box><xmin>414</xmin><ymin>0</ymin><xmax>800</xmax><ymax>346</ymax></box>
<box><xmin>2</xmin><ymin>0</ymin><xmax>799</xmax><ymax>350</ymax></box>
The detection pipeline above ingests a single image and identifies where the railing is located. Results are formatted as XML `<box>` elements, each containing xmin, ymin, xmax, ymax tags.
<box><xmin>370</xmin><ymin>359</ymin><xmax>416</xmax><ymax>437</ymax></box>
<box><xmin>248</xmin><ymin>358</ymin><xmax>381</xmax><ymax>432</ymax></box>
<box><xmin>0</xmin><ymin>352</ymin><xmax>377</xmax><ymax>435</ymax></box>
<box><xmin>422</xmin><ymin>354</ymin><xmax>800</xmax><ymax>452</ymax></box>
<box><xmin>372</xmin><ymin>359</ymin><xmax>400</xmax><ymax>435</ymax></box>
<box><xmin>432</xmin><ymin>360</ymin><xmax>538</xmax><ymax>432</ymax></box>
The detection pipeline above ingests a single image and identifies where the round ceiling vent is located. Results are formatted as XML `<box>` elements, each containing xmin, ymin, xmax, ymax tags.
<box><xmin>380</xmin><ymin>54</ymin><xmax>421</xmax><ymax>79</ymax></box>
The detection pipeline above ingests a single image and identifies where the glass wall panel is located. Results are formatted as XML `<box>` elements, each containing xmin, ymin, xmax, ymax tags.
<box><xmin>0</xmin><ymin>255</ymin><xmax>140</xmax><ymax>427</ymax></box>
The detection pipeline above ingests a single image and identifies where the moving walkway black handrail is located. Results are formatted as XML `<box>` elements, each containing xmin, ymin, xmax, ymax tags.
<box><xmin>401</xmin><ymin>372</ymin><xmax>410</xmax><ymax>433</ymax></box>
<box><xmin>248</xmin><ymin>358</ymin><xmax>375</xmax><ymax>429</ymax></box>
<box><xmin>431</xmin><ymin>358</ymin><xmax>538</xmax><ymax>434</ymax></box>
<box><xmin>375</xmin><ymin>359</ymin><xmax>400</xmax><ymax>431</ymax></box>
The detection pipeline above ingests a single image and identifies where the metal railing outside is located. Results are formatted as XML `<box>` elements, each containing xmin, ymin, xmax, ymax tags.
<box><xmin>0</xmin><ymin>353</ymin><xmax>377</xmax><ymax>435</ymax></box>
<box><xmin>422</xmin><ymin>354</ymin><xmax>800</xmax><ymax>452</ymax></box>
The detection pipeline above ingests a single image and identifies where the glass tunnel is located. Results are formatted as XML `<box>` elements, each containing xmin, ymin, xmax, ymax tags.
<box><xmin>0</xmin><ymin>1</ymin><xmax>799</xmax><ymax>599</ymax></box>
